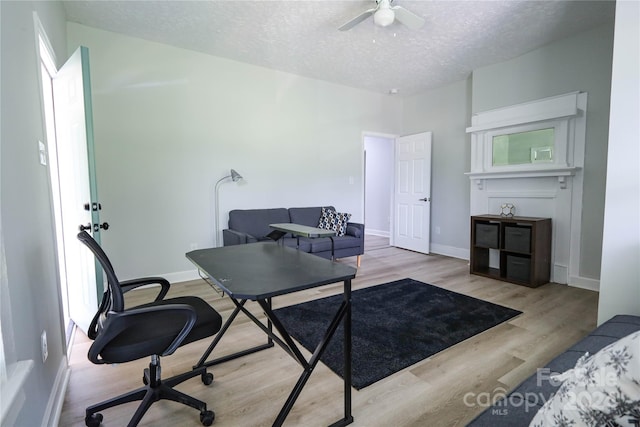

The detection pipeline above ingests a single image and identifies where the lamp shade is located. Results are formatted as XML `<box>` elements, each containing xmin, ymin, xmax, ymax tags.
<box><xmin>374</xmin><ymin>8</ymin><xmax>395</xmax><ymax>27</ymax></box>
<box><xmin>230</xmin><ymin>169</ymin><xmax>242</xmax><ymax>182</ymax></box>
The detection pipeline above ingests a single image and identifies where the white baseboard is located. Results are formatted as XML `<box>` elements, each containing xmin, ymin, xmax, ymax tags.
<box><xmin>42</xmin><ymin>357</ymin><xmax>70</xmax><ymax>427</ymax></box>
<box><xmin>568</xmin><ymin>275</ymin><xmax>600</xmax><ymax>292</ymax></box>
<box><xmin>121</xmin><ymin>270</ymin><xmax>202</xmax><ymax>289</ymax></box>
<box><xmin>430</xmin><ymin>244</ymin><xmax>469</xmax><ymax>261</ymax></box>
<box><xmin>366</xmin><ymin>229</ymin><xmax>390</xmax><ymax>238</ymax></box>
<box><xmin>159</xmin><ymin>256</ymin><xmax>599</xmax><ymax>294</ymax></box>
<box><xmin>162</xmin><ymin>269</ymin><xmax>202</xmax><ymax>284</ymax></box>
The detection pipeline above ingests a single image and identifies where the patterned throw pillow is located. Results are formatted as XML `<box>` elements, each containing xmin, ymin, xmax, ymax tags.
<box><xmin>529</xmin><ymin>331</ymin><xmax>640</xmax><ymax>427</ymax></box>
<box><xmin>318</xmin><ymin>207</ymin><xmax>351</xmax><ymax>237</ymax></box>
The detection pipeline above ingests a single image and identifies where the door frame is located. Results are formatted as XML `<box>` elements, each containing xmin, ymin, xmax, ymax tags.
<box><xmin>34</xmin><ymin>13</ymin><xmax>73</xmax><ymax>349</ymax></box>
<box><xmin>34</xmin><ymin>15</ymin><xmax>102</xmax><ymax>341</ymax></box>
<box><xmin>361</xmin><ymin>131</ymin><xmax>397</xmax><ymax>242</ymax></box>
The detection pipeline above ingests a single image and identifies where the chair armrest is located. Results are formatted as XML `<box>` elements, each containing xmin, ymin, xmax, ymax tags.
<box><xmin>88</xmin><ymin>277</ymin><xmax>171</xmax><ymax>340</ymax></box>
<box><xmin>120</xmin><ymin>277</ymin><xmax>170</xmax><ymax>301</ymax></box>
<box><xmin>88</xmin><ymin>303</ymin><xmax>197</xmax><ymax>364</ymax></box>
<box><xmin>223</xmin><ymin>229</ymin><xmax>248</xmax><ymax>246</ymax></box>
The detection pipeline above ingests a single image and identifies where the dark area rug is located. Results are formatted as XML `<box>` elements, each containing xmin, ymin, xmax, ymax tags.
<box><xmin>273</xmin><ymin>278</ymin><xmax>521</xmax><ymax>389</ymax></box>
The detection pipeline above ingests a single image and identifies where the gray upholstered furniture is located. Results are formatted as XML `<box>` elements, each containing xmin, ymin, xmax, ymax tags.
<box><xmin>467</xmin><ymin>314</ymin><xmax>640</xmax><ymax>426</ymax></box>
<box><xmin>222</xmin><ymin>206</ymin><xmax>364</xmax><ymax>266</ymax></box>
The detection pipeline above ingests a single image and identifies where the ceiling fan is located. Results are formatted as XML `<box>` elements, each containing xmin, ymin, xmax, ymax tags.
<box><xmin>338</xmin><ymin>0</ymin><xmax>425</xmax><ymax>31</ymax></box>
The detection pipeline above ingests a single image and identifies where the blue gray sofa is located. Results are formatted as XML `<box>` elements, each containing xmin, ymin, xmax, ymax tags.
<box><xmin>222</xmin><ymin>206</ymin><xmax>364</xmax><ymax>266</ymax></box>
<box><xmin>467</xmin><ymin>314</ymin><xmax>640</xmax><ymax>426</ymax></box>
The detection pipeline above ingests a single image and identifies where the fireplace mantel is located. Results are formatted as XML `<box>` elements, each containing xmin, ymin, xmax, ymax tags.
<box><xmin>466</xmin><ymin>92</ymin><xmax>591</xmax><ymax>289</ymax></box>
<box><xmin>465</xmin><ymin>166</ymin><xmax>580</xmax><ymax>189</ymax></box>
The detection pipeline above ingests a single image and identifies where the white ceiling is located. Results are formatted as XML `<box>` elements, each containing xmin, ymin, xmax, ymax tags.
<box><xmin>63</xmin><ymin>0</ymin><xmax>616</xmax><ymax>96</ymax></box>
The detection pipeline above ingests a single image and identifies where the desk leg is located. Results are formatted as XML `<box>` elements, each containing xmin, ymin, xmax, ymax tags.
<box><xmin>195</xmin><ymin>287</ymin><xmax>353</xmax><ymax>427</ymax></box>
<box><xmin>336</xmin><ymin>278</ymin><xmax>353</xmax><ymax>426</ymax></box>
<box><xmin>194</xmin><ymin>298</ymin><xmax>274</xmax><ymax>369</ymax></box>
<box><xmin>268</xmin><ymin>279</ymin><xmax>353</xmax><ymax>427</ymax></box>
<box><xmin>329</xmin><ymin>236</ymin><xmax>335</xmax><ymax>261</ymax></box>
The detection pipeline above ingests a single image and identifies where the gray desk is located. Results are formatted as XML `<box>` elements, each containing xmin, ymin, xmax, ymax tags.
<box><xmin>186</xmin><ymin>242</ymin><xmax>356</xmax><ymax>427</ymax></box>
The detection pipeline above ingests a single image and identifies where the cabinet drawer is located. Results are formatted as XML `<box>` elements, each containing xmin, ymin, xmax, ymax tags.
<box><xmin>504</xmin><ymin>225</ymin><xmax>531</xmax><ymax>253</ymax></box>
<box><xmin>506</xmin><ymin>255</ymin><xmax>531</xmax><ymax>282</ymax></box>
<box><xmin>475</xmin><ymin>223</ymin><xmax>499</xmax><ymax>248</ymax></box>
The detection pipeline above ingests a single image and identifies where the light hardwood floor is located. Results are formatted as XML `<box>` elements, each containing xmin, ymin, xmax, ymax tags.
<box><xmin>59</xmin><ymin>236</ymin><xmax>598</xmax><ymax>427</ymax></box>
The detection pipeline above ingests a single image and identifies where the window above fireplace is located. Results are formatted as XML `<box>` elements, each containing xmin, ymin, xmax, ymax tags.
<box><xmin>466</xmin><ymin>92</ymin><xmax>586</xmax><ymax>189</ymax></box>
<box><xmin>492</xmin><ymin>127</ymin><xmax>555</xmax><ymax>166</ymax></box>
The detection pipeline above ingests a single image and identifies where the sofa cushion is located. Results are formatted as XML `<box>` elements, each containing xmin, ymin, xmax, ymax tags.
<box><xmin>567</xmin><ymin>335</ymin><xmax>623</xmax><ymax>354</ymax></box>
<box><xmin>288</xmin><ymin>206</ymin><xmax>331</xmax><ymax>227</ymax></box>
<box><xmin>530</xmin><ymin>331</ymin><xmax>640</xmax><ymax>427</ymax></box>
<box><xmin>589</xmin><ymin>316</ymin><xmax>640</xmax><ymax>339</ymax></box>
<box><xmin>318</xmin><ymin>207</ymin><xmax>351</xmax><ymax>236</ymax></box>
<box><xmin>467</xmin><ymin>315</ymin><xmax>640</xmax><ymax>427</ymax></box>
<box><xmin>290</xmin><ymin>235</ymin><xmax>361</xmax><ymax>253</ymax></box>
<box><xmin>228</xmin><ymin>208</ymin><xmax>289</xmax><ymax>240</ymax></box>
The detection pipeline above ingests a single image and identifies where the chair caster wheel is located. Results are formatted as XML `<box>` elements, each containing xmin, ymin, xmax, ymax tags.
<box><xmin>200</xmin><ymin>410</ymin><xmax>215</xmax><ymax>426</ymax></box>
<box><xmin>142</xmin><ymin>375</ymin><xmax>148</xmax><ymax>385</ymax></box>
<box><xmin>85</xmin><ymin>413</ymin><xmax>103</xmax><ymax>427</ymax></box>
<box><xmin>201</xmin><ymin>372</ymin><xmax>214</xmax><ymax>385</ymax></box>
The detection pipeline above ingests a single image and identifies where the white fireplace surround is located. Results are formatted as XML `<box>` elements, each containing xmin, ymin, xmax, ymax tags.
<box><xmin>466</xmin><ymin>92</ymin><xmax>590</xmax><ymax>288</ymax></box>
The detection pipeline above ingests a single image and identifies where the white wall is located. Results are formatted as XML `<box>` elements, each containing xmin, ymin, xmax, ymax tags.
<box><xmin>402</xmin><ymin>23</ymin><xmax>615</xmax><ymax>279</ymax></box>
<box><xmin>597</xmin><ymin>0</ymin><xmax>640</xmax><ymax>324</ymax></box>
<box><xmin>67</xmin><ymin>23</ymin><xmax>403</xmax><ymax>281</ymax></box>
<box><xmin>402</xmin><ymin>78</ymin><xmax>472</xmax><ymax>259</ymax></box>
<box><xmin>472</xmin><ymin>24</ymin><xmax>615</xmax><ymax>281</ymax></box>
<box><xmin>1</xmin><ymin>1</ymin><xmax>69</xmax><ymax>425</ymax></box>
<box><xmin>67</xmin><ymin>21</ymin><xmax>616</xmax><ymax>284</ymax></box>
<box><xmin>364</xmin><ymin>135</ymin><xmax>394</xmax><ymax>236</ymax></box>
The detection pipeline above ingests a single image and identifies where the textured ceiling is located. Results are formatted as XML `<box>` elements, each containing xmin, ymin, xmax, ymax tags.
<box><xmin>63</xmin><ymin>0</ymin><xmax>616</xmax><ymax>96</ymax></box>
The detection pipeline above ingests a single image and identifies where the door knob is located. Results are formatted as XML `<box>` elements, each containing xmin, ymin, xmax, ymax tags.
<box><xmin>419</xmin><ymin>197</ymin><xmax>430</xmax><ymax>202</ymax></box>
<box><xmin>79</xmin><ymin>223</ymin><xmax>92</xmax><ymax>232</ymax></box>
<box><xmin>92</xmin><ymin>222</ymin><xmax>110</xmax><ymax>232</ymax></box>
<box><xmin>84</xmin><ymin>202</ymin><xmax>102</xmax><ymax>211</ymax></box>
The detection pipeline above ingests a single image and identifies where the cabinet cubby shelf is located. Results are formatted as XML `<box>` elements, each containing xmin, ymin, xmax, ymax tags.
<box><xmin>470</xmin><ymin>215</ymin><xmax>552</xmax><ymax>288</ymax></box>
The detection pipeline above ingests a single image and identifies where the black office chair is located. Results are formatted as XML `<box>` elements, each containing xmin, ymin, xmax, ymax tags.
<box><xmin>77</xmin><ymin>231</ymin><xmax>223</xmax><ymax>427</ymax></box>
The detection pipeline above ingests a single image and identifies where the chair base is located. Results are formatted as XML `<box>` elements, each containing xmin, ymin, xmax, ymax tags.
<box><xmin>85</xmin><ymin>357</ymin><xmax>214</xmax><ymax>427</ymax></box>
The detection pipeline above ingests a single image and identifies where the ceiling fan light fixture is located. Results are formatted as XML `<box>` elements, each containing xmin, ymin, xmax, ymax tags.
<box><xmin>374</xmin><ymin>8</ymin><xmax>395</xmax><ymax>27</ymax></box>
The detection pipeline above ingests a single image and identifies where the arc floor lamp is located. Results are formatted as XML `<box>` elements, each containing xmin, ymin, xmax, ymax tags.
<box><xmin>214</xmin><ymin>169</ymin><xmax>242</xmax><ymax>247</ymax></box>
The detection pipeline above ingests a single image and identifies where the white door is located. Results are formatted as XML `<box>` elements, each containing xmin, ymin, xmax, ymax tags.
<box><xmin>52</xmin><ymin>46</ymin><xmax>103</xmax><ymax>335</ymax></box>
<box><xmin>393</xmin><ymin>132</ymin><xmax>432</xmax><ymax>254</ymax></box>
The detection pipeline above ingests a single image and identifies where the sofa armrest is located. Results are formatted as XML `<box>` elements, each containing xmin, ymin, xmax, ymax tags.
<box><xmin>223</xmin><ymin>229</ymin><xmax>248</xmax><ymax>246</ymax></box>
<box><xmin>346</xmin><ymin>222</ymin><xmax>364</xmax><ymax>238</ymax></box>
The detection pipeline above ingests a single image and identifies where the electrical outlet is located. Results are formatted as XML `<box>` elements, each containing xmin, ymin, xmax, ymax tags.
<box><xmin>41</xmin><ymin>330</ymin><xmax>48</xmax><ymax>363</ymax></box>
<box><xmin>190</xmin><ymin>243</ymin><xmax>198</xmax><ymax>250</ymax></box>
<box><xmin>435</xmin><ymin>226</ymin><xmax>441</xmax><ymax>235</ymax></box>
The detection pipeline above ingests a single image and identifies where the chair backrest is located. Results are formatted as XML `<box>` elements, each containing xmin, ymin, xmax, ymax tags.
<box><xmin>77</xmin><ymin>231</ymin><xmax>125</xmax><ymax>339</ymax></box>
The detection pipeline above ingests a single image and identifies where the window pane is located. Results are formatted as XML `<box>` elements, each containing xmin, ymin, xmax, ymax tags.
<box><xmin>492</xmin><ymin>128</ymin><xmax>554</xmax><ymax>166</ymax></box>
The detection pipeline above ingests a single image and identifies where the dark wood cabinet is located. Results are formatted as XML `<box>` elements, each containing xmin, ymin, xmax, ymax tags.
<box><xmin>470</xmin><ymin>215</ymin><xmax>552</xmax><ymax>287</ymax></box>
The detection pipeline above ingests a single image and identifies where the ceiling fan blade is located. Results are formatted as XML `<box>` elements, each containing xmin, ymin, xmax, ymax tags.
<box><xmin>338</xmin><ymin>8</ymin><xmax>377</xmax><ymax>31</ymax></box>
<box><xmin>391</xmin><ymin>6</ymin><xmax>425</xmax><ymax>30</ymax></box>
